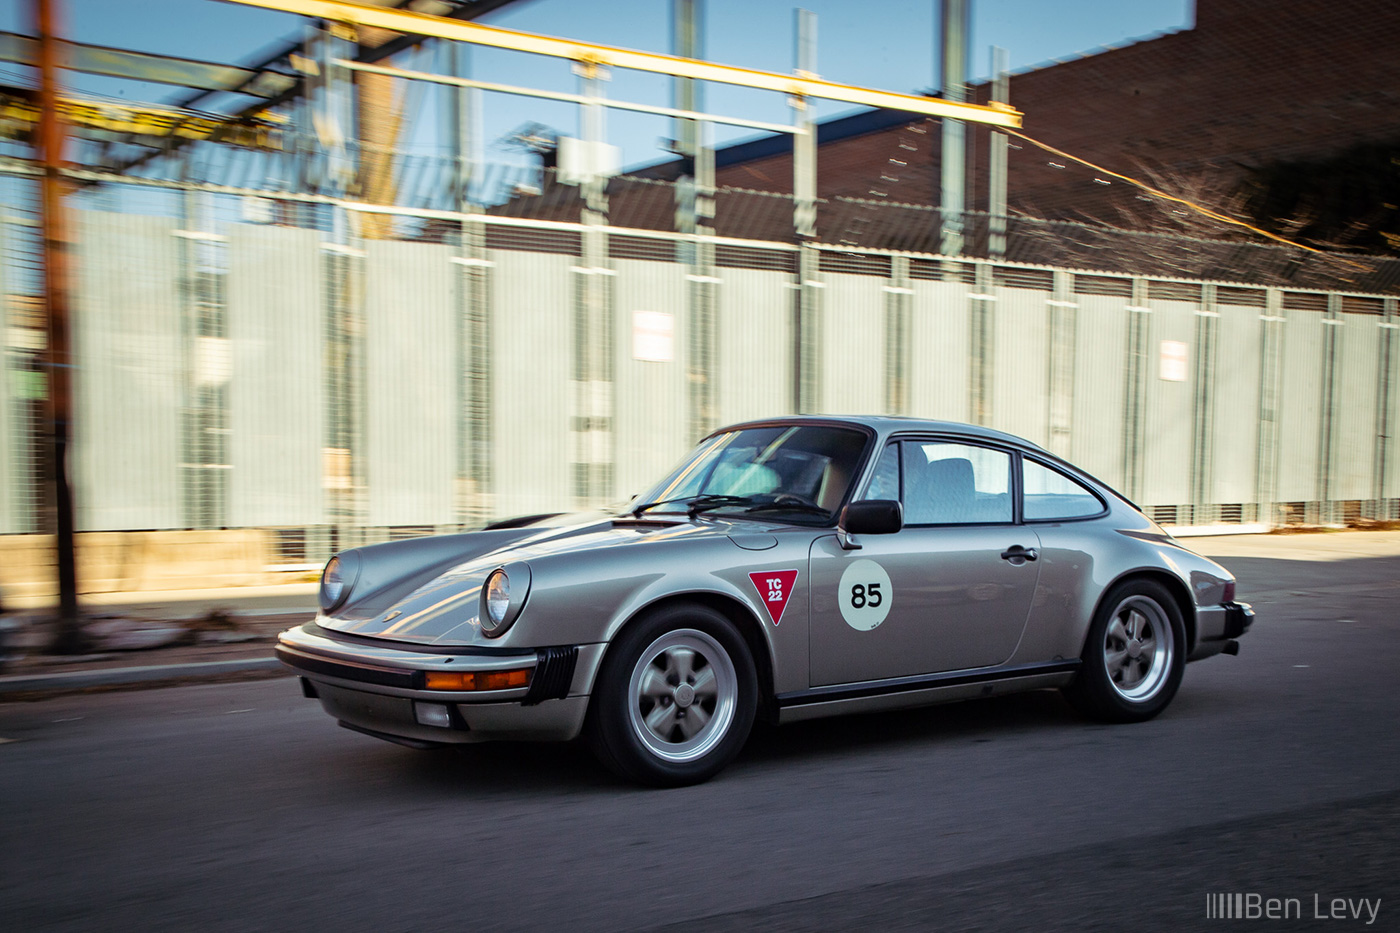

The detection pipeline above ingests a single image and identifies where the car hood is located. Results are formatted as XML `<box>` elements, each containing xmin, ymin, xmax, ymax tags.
<box><xmin>316</xmin><ymin>514</ymin><xmax>804</xmax><ymax>646</ymax></box>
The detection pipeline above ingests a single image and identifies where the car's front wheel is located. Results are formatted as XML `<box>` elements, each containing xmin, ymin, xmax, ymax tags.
<box><xmin>587</xmin><ymin>603</ymin><xmax>757</xmax><ymax>786</ymax></box>
<box><xmin>1063</xmin><ymin>578</ymin><xmax>1186</xmax><ymax>723</ymax></box>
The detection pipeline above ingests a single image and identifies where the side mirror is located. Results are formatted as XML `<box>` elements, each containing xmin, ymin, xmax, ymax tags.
<box><xmin>841</xmin><ymin>499</ymin><xmax>903</xmax><ymax>536</ymax></box>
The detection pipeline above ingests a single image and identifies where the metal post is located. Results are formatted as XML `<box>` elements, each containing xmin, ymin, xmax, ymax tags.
<box><xmin>969</xmin><ymin>261</ymin><xmax>993</xmax><ymax>425</ymax></box>
<box><xmin>1378</xmin><ymin>299</ymin><xmax>1398</xmax><ymax>519</ymax></box>
<box><xmin>672</xmin><ymin>0</ymin><xmax>702</xmax><ymax>238</ymax></box>
<box><xmin>35</xmin><ymin>0</ymin><xmax>81</xmax><ymax>652</ymax></box>
<box><xmin>1122</xmin><ymin>280</ymin><xmax>1151</xmax><ymax>505</ymax></box>
<box><xmin>178</xmin><ymin>188</ymin><xmax>227</xmax><ymax>531</ymax></box>
<box><xmin>320</xmin><ymin>23</ymin><xmax>366</xmax><ymax>544</ymax></box>
<box><xmin>939</xmin><ymin>0</ymin><xmax>968</xmax><ymax>257</ymax></box>
<box><xmin>885</xmin><ymin>257</ymin><xmax>913</xmax><ymax>415</ymax></box>
<box><xmin>673</xmin><ymin>0</ymin><xmax>717</xmax><ymax>441</ymax></box>
<box><xmin>1190</xmin><ymin>285</ymin><xmax>1219</xmax><ymax>524</ymax></box>
<box><xmin>792</xmin><ymin>9</ymin><xmax>819</xmax><ymax>414</ymax></box>
<box><xmin>1316</xmin><ymin>294</ymin><xmax>1343</xmax><ymax>524</ymax></box>
<box><xmin>791</xmin><ymin>9</ymin><xmax>817</xmax><ymax>241</ymax></box>
<box><xmin>1046</xmin><ymin>271</ymin><xmax>1076</xmax><ymax>458</ymax></box>
<box><xmin>1255</xmin><ymin>288</ymin><xmax>1285</xmax><ymax>527</ymax></box>
<box><xmin>987</xmin><ymin>46</ymin><xmax>1009</xmax><ymax>260</ymax></box>
<box><xmin>448</xmin><ymin>40</ymin><xmax>492</xmax><ymax>527</ymax></box>
<box><xmin>572</xmin><ymin>62</ymin><xmax>614</xmax><ymax>507</ymax></box>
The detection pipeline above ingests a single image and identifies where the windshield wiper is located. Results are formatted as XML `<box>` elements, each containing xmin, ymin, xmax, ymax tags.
<box><xmin>744</xmin><ymin>501</ymin><xmax>831</xmax><ymax>518</ymax></box>
<box><xmin>630</xmin><ymin>493</ymin><xmax>754</xmax><ymax>518</ymax></box>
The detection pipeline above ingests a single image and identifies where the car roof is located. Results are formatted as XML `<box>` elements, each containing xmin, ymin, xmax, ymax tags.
<box><xmin>717</xmin><ymin>415</ymin><xmax>1051</xmax><ymax>454</ymax></box>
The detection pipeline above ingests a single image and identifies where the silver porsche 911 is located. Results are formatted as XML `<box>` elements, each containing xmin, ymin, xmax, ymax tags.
<box><xmin>277</xmin><ymin>416</ymin><xmax>1254</xmax><ymax>786</ymax></box>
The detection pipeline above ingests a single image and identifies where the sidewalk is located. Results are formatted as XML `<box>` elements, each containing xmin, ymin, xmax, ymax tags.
<box><xmin>0</xmin><ymin>583</ymin><xmax>317</xmax><ymax>698</ymax></box>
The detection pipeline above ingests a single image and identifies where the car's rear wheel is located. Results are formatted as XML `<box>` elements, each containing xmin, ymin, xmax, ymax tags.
<box><xmin>587</xmin><ymin>603</ymin><xmax>757</xmax><ymax>787</ymax></box>
<box><xmin>1063</xmin><ymin>578</ymin><xmax>1185</xmax><ymax>722</ymax></box>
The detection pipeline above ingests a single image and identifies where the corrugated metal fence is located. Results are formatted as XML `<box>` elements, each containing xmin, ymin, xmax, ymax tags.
<box><xmin>2</xmin><ymin>204</ymin><xmax>1397</xmax><ymax>558</ymax></box>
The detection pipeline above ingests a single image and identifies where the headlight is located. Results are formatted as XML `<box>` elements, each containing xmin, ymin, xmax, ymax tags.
<box><xmin>485</xmin><ymin>570</ymin><xmax>510</xmax><ymax>627</ymax></box>
<box><xmin>479</xmin><ymin>563</ymin><xmax>530</xmax><ymax>638</ymax></box>
<box><xmin>319</xmin><ymin>551</ymin><xmax>360</xmax><ymax>614</ymax></box>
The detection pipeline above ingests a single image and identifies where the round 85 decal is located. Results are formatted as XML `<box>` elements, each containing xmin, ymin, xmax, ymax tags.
<box><xmin>838</xmin><ymin>559</ymin><xmax>893</xmax><ymax>631</ymax></box>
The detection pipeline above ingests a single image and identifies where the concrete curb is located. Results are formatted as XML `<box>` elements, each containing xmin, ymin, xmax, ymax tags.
<box><xmin>0</xmin><ymin>658</ymin><xmax>287</xmax><ymax>695</ymax></box>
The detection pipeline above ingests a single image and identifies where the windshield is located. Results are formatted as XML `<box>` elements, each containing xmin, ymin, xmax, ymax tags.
<box><xmin>629</xmin><ymin>424</ymin><xmax>870</xmax><ymax>524</ymax></box>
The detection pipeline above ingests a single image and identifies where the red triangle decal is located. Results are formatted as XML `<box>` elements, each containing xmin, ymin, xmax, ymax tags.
<box><xmin>748</xmin><ymin>569</ymin><xmax>799</xmax><ymax>626</ymax></box>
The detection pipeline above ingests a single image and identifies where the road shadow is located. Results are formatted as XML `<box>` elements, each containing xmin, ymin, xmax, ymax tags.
<box><xmin>312</xmin><ymin>667</ymin><xmax>1266</xmax><ymax>794</ymax></box>
<box><xmin>322</xmin><ymin>686</ymin><xmax>1099</xmax><ymax>795</ymax></box>
<box><xmin>736</xmin><ymin>687</ymin><xmax>1084</xmax><ymax>769</ymax></box>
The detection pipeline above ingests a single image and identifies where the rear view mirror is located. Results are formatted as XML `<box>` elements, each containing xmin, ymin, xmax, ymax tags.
<box><xmin>841</xmin><ymin>499</ymin><xmax>903</xmax><ymax>535</ymax></box>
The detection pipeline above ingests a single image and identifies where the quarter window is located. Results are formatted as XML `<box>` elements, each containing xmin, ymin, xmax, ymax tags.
<box><xmin>1022</xmin><ymin>459</ymin><xmax>1104</xmax><ymax>520</ymax></box>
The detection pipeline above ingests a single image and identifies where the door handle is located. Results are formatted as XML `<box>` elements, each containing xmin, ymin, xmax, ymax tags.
<box><xmin>1000</xmin><ymin>545</ymin><xmax>1038</xmax><ymax>564</ymax></box>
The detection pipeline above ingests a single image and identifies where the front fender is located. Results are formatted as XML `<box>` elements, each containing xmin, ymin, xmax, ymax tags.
<box><xmin>501</xmin><ymin>534</ymin><xmax>812</xmax><ymax>694</ymax></box>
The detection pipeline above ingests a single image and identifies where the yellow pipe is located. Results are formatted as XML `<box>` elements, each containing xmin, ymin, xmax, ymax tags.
<box><xmin>217</xmin><ymin>0</ymin><xmax>1023</xmax><ymax>127</ymax></box>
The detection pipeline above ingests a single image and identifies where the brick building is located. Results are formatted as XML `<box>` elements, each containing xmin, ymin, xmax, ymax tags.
<box><xmin>640</xmin><ymin>0</ymin><xmax>1400</xmax><ymax>249</ymax></box>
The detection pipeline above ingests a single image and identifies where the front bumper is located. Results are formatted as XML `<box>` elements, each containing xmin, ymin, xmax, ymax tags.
<box><xmin>1189</xmin><ymin>600</ymin><xmax>1255</xmax><ymax>661</ymax></box>
<box><xmin>276</xmin><ymin>622</ymin><xmax>604</xmax><ymax>745</ymax></box>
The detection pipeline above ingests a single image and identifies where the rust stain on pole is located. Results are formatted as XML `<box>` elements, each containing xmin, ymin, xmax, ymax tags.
<box><xmin>36</xmin><ymin>0</ymin><xmax>82</xmax><ymax>651</ymax></box>
<box><xmin>357</xmin><ymin>24</ymin><xmax>402</xmax><ymax>239</ymax></box>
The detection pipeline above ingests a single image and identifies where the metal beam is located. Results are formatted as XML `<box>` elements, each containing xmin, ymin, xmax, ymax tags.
<box><xmin>101</xmin><ymin>0</ymin><xmax>525</xmax><ymax>183</ymax></box>
<box><xmin>338</xmin><ymin>59</ymin><xmax>801</xmax><ymax>134</ymax></box>
<box><xmin>219</xmin><ymin>0</ymin><xmax>1023</xmax><ymax>127</ymax></box>
<box><xmin>172</xmin><ymin>0</ymin><xmax>524</xmax><ymax>112</ymax></box>
<box><xmin>0</xmin><ymin>32</ymin><xmax>297</xmax><ymax>97</ymax></box>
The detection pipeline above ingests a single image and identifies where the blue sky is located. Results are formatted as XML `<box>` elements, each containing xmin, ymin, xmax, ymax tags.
<box><xmin>2</xmin><ymin>0</ymin><xmax>1192</xmax><ymax>167</ymax></box>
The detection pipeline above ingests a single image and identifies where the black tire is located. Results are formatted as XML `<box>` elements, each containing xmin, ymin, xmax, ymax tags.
<box><xmin>586</xmin><ymin>603</ymin><xmax>758</xmax><ymax>787</ymax></box>
<box><xmin>1063</xmin><ymin>578</ymin><xmax>1186</xmax><ymax>723</ymax></box>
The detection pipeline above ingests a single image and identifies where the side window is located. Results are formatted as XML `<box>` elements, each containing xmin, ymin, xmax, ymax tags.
<box><xmin>862</xmin><ymin>443</ymin><xmax>900</xmax><ymax>500</ymax></box>
<box><xmin>1023</xmin><ymin>459</ymin><xmax>1104</xmax><ymax>520</ymax></box>
<box><xmin>903</xmin><ymin>441</ymin><xmax>1012</xmax><ymax>525</ymax></box>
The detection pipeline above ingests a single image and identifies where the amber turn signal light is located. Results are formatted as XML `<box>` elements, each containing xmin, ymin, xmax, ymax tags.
<box><xmin>424</xmin><ymin>668</ymin><xmax>531</xmax><ymax>691</ymax></box>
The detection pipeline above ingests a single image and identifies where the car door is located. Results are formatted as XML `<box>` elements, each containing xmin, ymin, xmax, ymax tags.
<box><xmin>808</xmin><ymin>438</ymin><xmax>1042</xmax><ymax>686</ymax></box>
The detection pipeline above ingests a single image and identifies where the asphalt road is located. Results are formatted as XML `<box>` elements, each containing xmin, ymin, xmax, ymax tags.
<box><xmin>2</xmin><ymin>534</ymin><xmax>1398</xmax><ymax>932</ymax></box>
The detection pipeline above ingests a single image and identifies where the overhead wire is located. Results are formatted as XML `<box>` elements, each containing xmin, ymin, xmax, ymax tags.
<box><xmin>1002</xmin><ymin>126</ymin><xmax>1336</xmax><ymax>257</ymax></box>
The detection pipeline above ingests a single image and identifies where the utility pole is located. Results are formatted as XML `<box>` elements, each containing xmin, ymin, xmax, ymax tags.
<box><xmin>939</xmin><ymin>0</ymin><xmax>969</xmax><ymax>257</ymax></box>
<box><xmin>674</xmin><ymin>0</ymin><xmax>719</xmax><ymax>441</ymax></box>
<box><xmin>988</xmin><ymin>45</ymin><xmax>1009</xmax><ymax>258</ymax></box>
<box><xmin>792</xmin><ymin>8</ymin><xmax>820</xmax><ymax>414</ymax></box>
<box><xmin>36</xmin><ymin>0</ymin><xmax>82</xmax><ymax>652</ymax></box>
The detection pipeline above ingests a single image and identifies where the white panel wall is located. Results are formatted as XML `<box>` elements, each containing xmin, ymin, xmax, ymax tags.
<box><xmin>908</xmin><ymin>281</ymin><xmax>970</xmax><ymax>423</ymax></box>
<box><xmin>613</xmin><ymin>258</ymin><xmax>689</xmax><ymax>500</ymax></box>
<box><xmin>1211</xmin><ymin>303</ymin><xmax>1263</xmax><ymax>504</ymax></box>
<box><xmin>1070</xmin><ymin>295</ymin><xmax>1128</xmax><ymax>489</ymax></box>
<box><xmin>1277</xmin><ymin>313</ymin><xmax>1325</xmax><ymax>501</ymax></box>
<box><xmin>73</xmin><ymin>212</ymin><xmax>182</xmax><ymax>531</ymax></box>
<box><xmin>1140</xmin><ymin>299</ymin><xmax>1196</xmax><ymax>505</ymax></box>
<box><xmin>817</xmin><ymin>272</ymin><xmax>886</xmax><ymax>415</ymax></box>
<box><xmin>1332</xmin><ymin>313</ymin><xmax>1380</xmax><ymax>500</ymax></box>
<box><xmin>992</xmin><ymin>288</ymin><xmax>1049</xmax><ymax>447</ymax></box>
<box><xmin>226</xmin><ymin>224</ymin><xmax>325</xmax><ymax>528</ymax></box>
<box><xmin>715</xmin><ymin>267</ymin><xmax>795</xmax><ymax>425</ymax></box>
<box><xmin>489</xmin><ymin>249</ymin><xmax>575</xmax><ymax>518</ymax></box>
<box><xmin>364</xmin><ymin>240</ymin><xmax>459</xmax><ymax>527</ymax></box>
